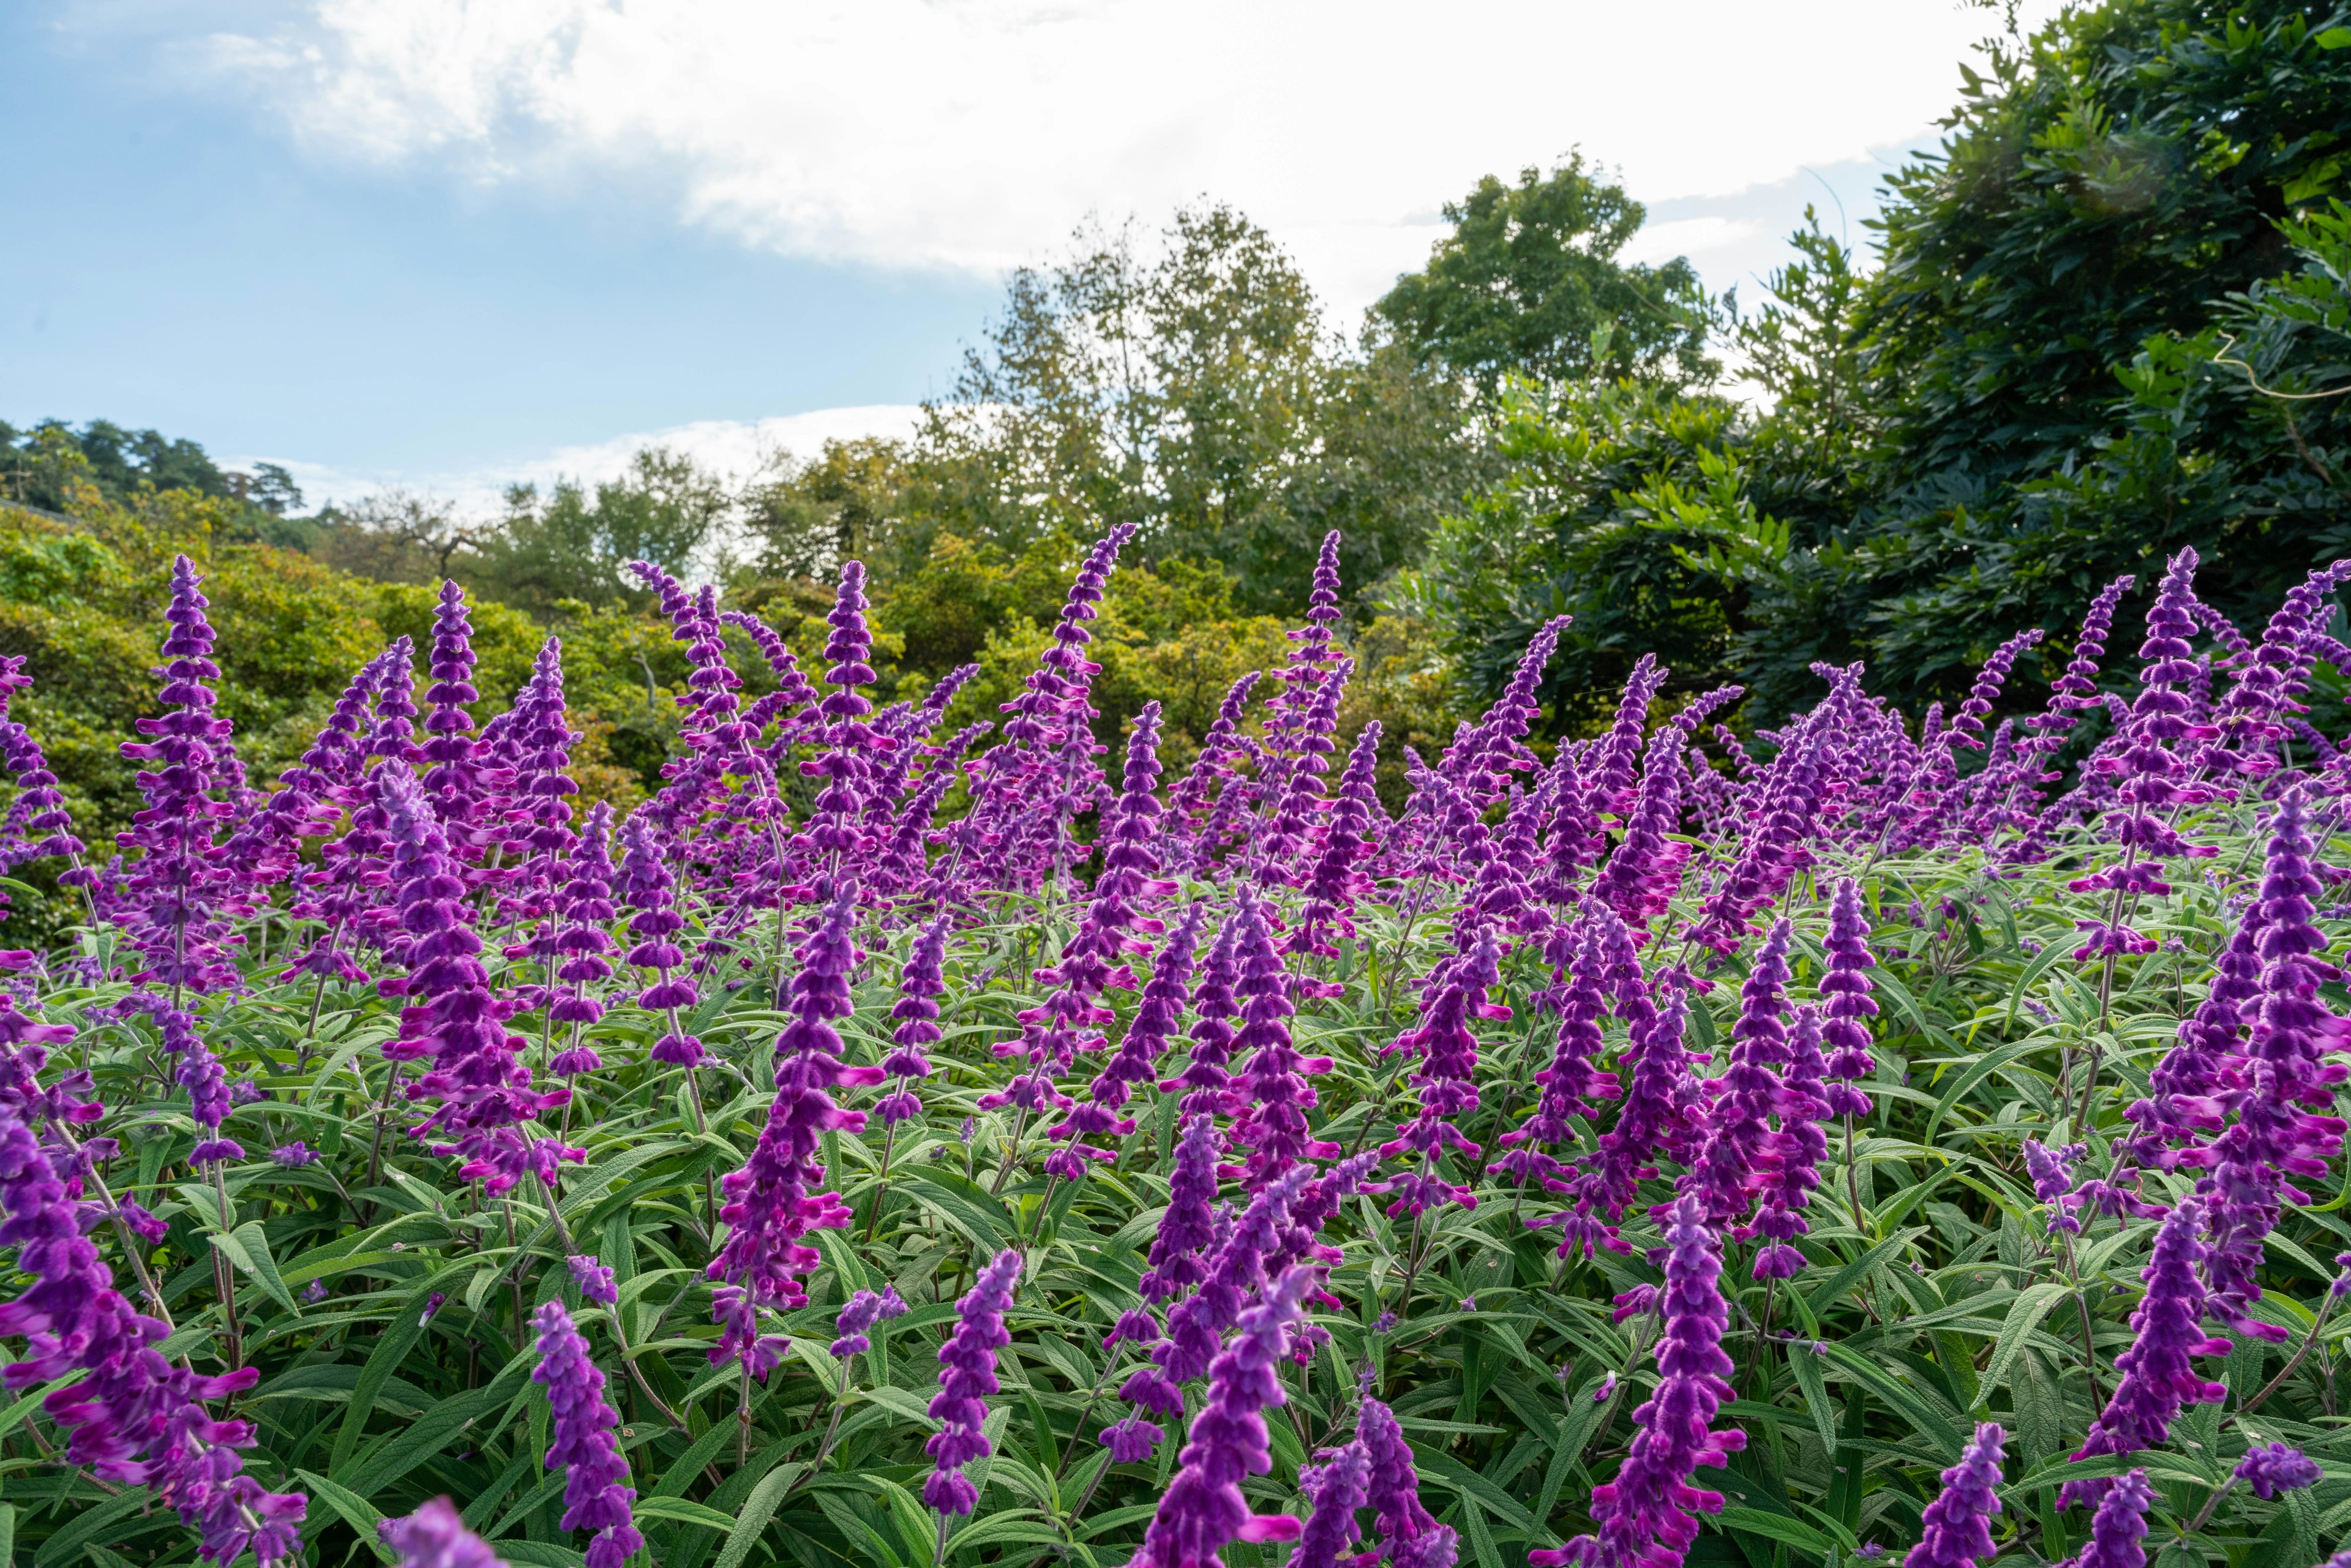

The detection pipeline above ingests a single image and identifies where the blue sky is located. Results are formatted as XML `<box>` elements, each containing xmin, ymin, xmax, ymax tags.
<box><xmin>3</xmin><ymin>1</ymin><xmax>2051</xmax><ymax>509</ymax></box>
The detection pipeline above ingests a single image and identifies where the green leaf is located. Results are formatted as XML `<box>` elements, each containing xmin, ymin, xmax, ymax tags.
<box><xmin>295</xmin><ymin>1468</ymin><xmax>399</xmax><ymax>1563</ymax></box>
<box><xmin>0</xmin><ymin>1502</ymin><xmax>15</xmax><ymax>1568</ymax></box>
<box><xmin>228</xmin><ymin>1219</ymin><xmax>302</xmax><ymax>1316</ymax></box>
<box><xmin>33</xmin><ymin>1490</ymin><xmax>150</xmax><ymax>1567</ymax></box>
<box><xmin>1973</xmin><ymin>1282</ymin><xmax>2071</xmax><ymax>1411</ymax></box>
<box><xmin>946</xmin><ymin>1512</ymin><xmax>1063</xmax><ymax>1554</ymax></box>
<box><xmin>635</xmin><ymin>1496</ymin><xmax>741</xmax><ymax>1531</ymax></box>
<box><xmin>1785</xmin><ymin>1345</ymin><xmax>1840</xmax><ymax>1455</ymax></box>
<box><xmin>1717</xmin><ymin>1507</ymin><xmax>1832</xmax><ymax>1555</ymax></box>
<box><xmin>713</xmin><ymin>1461</ymin><xmax>805</xmax><ymax>1568</ymax></box>
<box><xmin>329</xmin><ymin>1264</ymin><xmax>467</xmax><ymax>1477</ymax></box>
<box><xmin>1817</xmin><ymin>1343</ymin><xmax>1964</xmax><ymax>1462</ymax></box>
<box><xmin>899</xmin><ymin>1169</ymin><xmax>1017</xmax><ymax>1254</ymax></box>
<box><xmin>2317</xmin><ymin>26</ymin><xmax>2351</xmax><ymax>47</ymax></box>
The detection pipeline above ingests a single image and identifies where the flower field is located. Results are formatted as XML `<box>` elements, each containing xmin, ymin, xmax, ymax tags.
<box><xmin>0</xmin><ymin>527</ymin><xmax>2347</xmax><ymax>1568</ymax></box>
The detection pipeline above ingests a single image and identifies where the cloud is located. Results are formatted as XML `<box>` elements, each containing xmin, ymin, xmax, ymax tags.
<box><xmin>247</xmin><ymin>402</ymin><xmax>924</xmax><ymax>513</ymax></box>
<box><xmin>197</xmin><ymin>0</ymin><xmax>2060</xmax><ymax>322</ymax></box>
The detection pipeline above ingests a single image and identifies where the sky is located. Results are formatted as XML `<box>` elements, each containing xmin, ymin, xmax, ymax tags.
<box><xmin>2</xmin><ymin>1</ymin><xmax>2058</xmax><ymax>512</ymax></box>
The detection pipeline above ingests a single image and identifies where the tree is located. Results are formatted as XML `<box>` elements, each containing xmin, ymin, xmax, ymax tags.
<box><xmin>473</xmin><ymin>446</ymin><xmax>730</xmax><ymax>613</ymax></box>
<box><xmin>1373</xmin><ymin>156</ymin><xmax>1722</xmax><ymax>394</ymax></box>
<box><xmin>740</xmin><ymin>437</ymin><xmax>912</xmax><ymax>583</ymax></box>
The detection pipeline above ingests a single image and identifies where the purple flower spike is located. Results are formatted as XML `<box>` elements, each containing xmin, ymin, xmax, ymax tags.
<box><xmin>1130</xmin><ymin>1264</ymin><xmax>1314</xmax><ymax>1568</ymax></box>
<box><xmin>2234</xmin><ymin>1442</ymin><xmax>2320</xmax><ymax>1499</ymax></box>
<box><xmin>1360</xmin><ymin>1397</ymin><xmax>1455</xmax><ymax>1568</ymax></box>
<box><xmin>1288</xmin><ymin>721</ymin><xmax>1383</xmax><ymax>969</ymax></box>
<box><xmin>1380</xmin><ymin>925</ymin><xmax>1507</xmax><ymax>1219</ymax></box>
<box><xmin>618</xmin><ymin>810</ymin><xmax>702</xmax><ymax>1069</ymax></box>
<box><xmin>567</xmin><ymin>1255</ymin><xmax>618</xmax><ymax>1307</ymax></box>
<box><xmin>271</xmin><ymin>1142</ymin><xmax>318</xmax><ymax>1168</ymax></box>
<box><xmin>1682</xmin><ymin>919</ymin><xmax>1793</xmax><ymax>1229</ymax></box>
<box><xmin>530</xmin><ymin>1300</ymin><xmax>643</xmax><ymax>1568</ymax></box>
<box><xmin>707</xmin><ymin>883</ymin><xmax>881</xmax><ymax>1368</ymax></box>
<box><xmin>878</xmin><ymin>915</ymin><xmax>952</xmax><ymax>1126</ymax></box>
<box><xmin>1535</xmin><ymin>1196</ymin><xmax>1744</xmax><ymax>1568</ymax></box>
<box><xmin>1077</xmin><ymin>903</ymin><xmax>1207</xmax><ymax>1158</ymax></box>
<box><xmin>1493</xmin><ymin>916</ymin><xmax>1617</xmax><ymax>1195</ymax></box>
<box><xmin>2023</xmin><ymin>1139</ymin><xmax>2087</xmax><ymax>1236</ymax></box>
<box><xmin>2068</xmin><ymin>1469</ymin><xmax>2153</xmax><ymax>1568</ymax></box>
<box><xmin>380</xmin><ymin>1498</ymin><xmax>508</xmax><ymax>1568</ymax></box>
<box><xmin>116</xmin><ymin>554</ymin><xmax>243</xmax><ymax>994</ymax></box>
<box><xmin>1109</xmin><ymin>1110</ymin><xmax>1221</xmax><ymax>1352</ymax></box>
<box><xmin>1292</xmin><ymin>1441</ymin><xmax>1371</xmax><ymax>1568</ymax></box>
<box><xmin>924</xmin><ymin>1248</ymin><xmax>1023</xmax><ymax>1515</ymax></box>
<box><xmin>1228</xmin><ymin>888</ymin><xmax>1339</xmax><ymax>1186</ymax></box>
<box><xmin>1905</xmin><ymin>1424</ymin><xmax>2007</xmax><ymax>1568</ymax></box>
<box><xmin>1750</xmin><ymin>1003</ymin><xmax>1831</xmax><ymax>1278</ymax></box>
<box><xmin>830</xmin><ymin>1285</ymin><xmax>909</xmax><ymax>1357</ymax></box>
<box><xmin>1819</xmin><ymin>878</ymin><xmax>1879</xmax><ymax>1119</ymax></box>
<box><xmin>2063</xmin><ymin>1199</ymin><xmax>2230</xmax><ymax>1509</ymax></box>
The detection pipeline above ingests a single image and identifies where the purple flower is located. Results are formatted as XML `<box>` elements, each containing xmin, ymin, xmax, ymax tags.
<box><xmin>1169</xmin><ymin>672</ymin><xmax>1262</xmax><ymax>871</ymax></box>
<box><xmin>2023</xmin><ymin>1139</ymin><xmax>2087</xmax><ymax>1236</ymax></box>
<box><xmin>531</xmin><ymin>1300</ymin><xmax>643</xmax><ymax>1568</ymax></box>
<box><xmin>271</xmin><ymin>1142</ymin><xmax>318</xmax><ymax>1168</ymax></box>
<box><xmin>877</xmin><ymin>915</ymin><xmax>951</xmax><ymax>1126</ymax></box>
<box><xmin>1130</xmin><ymin>1265</ymin><xmax>1314</xmax><ymax>1568</ymax></box>
<box><xmin>1905</xmin><ymin>1424</ymin><xmax>2006</xmax><ymax>1568</ymax></box>
<box><xmin>380</xmin><ymin>1498</ymin><xmax>508</xmax><ymax>1568</ymax></box>
<box><xmin>2197</xmin><ymin>786</ymin><xmax>2350</xmax><ymax>1340</ymax></box>
<box><xmin>377</xmin><ymin>764</ymin><xmax>575</xmax><ymax>1196</ymax></box>
<box><xmin>1750</xmin><ymin>1003</ymin><xmax>1831</xmax><ymax>1278</ymax></box>
<box><xmin>2068</xmin><ymin>1468</ymin><xmax>2153</xmax><ymax>1568</ymax></box>
<box><xmin>2062</xmin><ymin>1199</ymin><xmax>2230</xmax><ymax>1509</ymax></box>
<box><xmin>1288</xmin><ymin>721</ymin><xmax>1384</xmax><ymax>966</ymax></box>
<box><xmin>1111</xmin><ymin>1111</ymin><xmax>1221</xmax><ymax>1350</ymax></box>
<box><xmin>1071</xmin><ymin>903</ymin><xmax>1207</xmax><ymax>1160</ymax></box>
<box><xmin>116</xmin><ymin>555</ymin><xmax>243</xmax><ymax>994</ymax></box>
<box><xmin>302</xmin><ymin>1280</ymin><xmax>328</xmax><ymax>1305</ymax></box>
<box><xmin>1550</xmin><ymin>925</ymin><xmax>1701</xmax><ymax>1257</ymax></box>
<box><xmin>1228</xmin><ymin>888</ymin><xmax>1340</xmax><ymax>1186</ymax></box>
<box><xmin>1590</xmin><ymin>724</ymin><xmax>1689</xmax><ymax>934</ymax></box>
<box><xmin>567</xmin><ymin>1255</ymin><xmax>618</xmax><ymax>1307</ymax></box>
<box><xmin>1165</xmin><ymin>915</ymin><xmax>1243</xmax><ymax>1114</ymax></box>
<box><xmin>1818</xmin><ymin>878</ymin><xmax>1879</xmax><ymax>1119</ymax></box>
<box><xmin>0</xmin><ymin>1101</ymin><xmax>306</xmax><ymax>1565</ymax></box>
<box><xmin>707</xmin><ymin>885</ymin><xmax>882</xmax><ymax>1368</ymax></box>
<box><xmin>618</xmin><ymin>809</ymin><xmax>703</xmax><ymax>1069</ymax></box>
<box><xmin>1534</xmin><ymin>1197</ymin><xmax>1744</xmax><ymax>1568</ymax></box>
<box><xmin>1682</xmin><ymin>919</ymin><xmax>1793</xmax><ymax>1229</ymax></box>
<box><xmin>126</xmin><ymin>996</ymin><xmax>244</xmax><ymax>1165</ymax></box>
<box><xmin>1493</xmin><ymin>915</ymin><xmax>1616</xmax><ymax>1195</ymax></box>
<box><xmin>830</xmin><ymin>1285</ymin><xmax>909</xmax><ymax>1357</ymax></box>
<box><xmin>419</xmin><ymin>580</ymin><xmax>495</xmax><ymax>855</ymax></box>
<box><xmin>1360</xmin><ymin>1397</ymin><xmax>1455</xmax><ymax>1568</ymax></box>
<box><xmin>1291</xmin><ymin>1439</ymin><xmax>1371</xmax><ymax>1568</ymax></box>
<box><xmin>1379</xmin><ymin>925</ymin><xmax>1506</xmax><ymax>1218</ymax></box>
<box><xmin>2233</xmin><ymin>1442</ymin><xmax>2321</xmax><ymax>1499</ymax></box>
<box><xmin>924</xmin><ymin>1248</ymin><xmax>1022</xmax><ymax>1515</ymax></box>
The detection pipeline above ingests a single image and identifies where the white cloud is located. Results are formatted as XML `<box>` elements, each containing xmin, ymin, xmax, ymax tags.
<box><xmin>247</xmin><ymin>403</ymin><xmax>924</xmax><ymax>513</ymax></box>
<box><xmin>199</xmin><ymin>0</ymin><xmax>2061</xmax><ymax>324</ymax></box>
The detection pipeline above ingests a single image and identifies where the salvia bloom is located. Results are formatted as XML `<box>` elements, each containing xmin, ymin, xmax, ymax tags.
<box><xmin>1749</xmin><ymin>1003</ymin><xmax>1831</xmax><ymax>1278</ymax></box>
<box><xmin>0</xmin><ymin>1101</ymin><xmax>307</xmax><ymax>1565</ymax></box>
<box><xmin>1291</xmin><ymin>1439</ymin><xmax>1371</xmax><ymax>1568</ymax></box>
<box><xmin>1381</xmin><ymin>924</ymin><xmax>1506</xmax><ymax>1218</ymax></box>
<box><xmin>118</xmin><ymin>554</ymin><xmax>242</xmax><ymax>994</ymax></box>
<box><xmin>1682</xmin><ymin>919</ymin><xmax>1793</xmax><ymax>1229</ymax></box>
<box><xmin>1360</xmin><ymin>1397</ymin><xmax>1456</xmax><ymax>1568</ymax></box>
<box><xmin>1227</xmin><ymin>887</ymin><xmax>1338</xmax><ymax>1185</ymax></box>
<box><xmin>1534</xmin><ymin>1198</ymin><xmax>1742</xmax><ymax>1568</ymax></box>
<box><xmin>618</xmin><ymin>809</ymin><xmax>703</xmax><ymax>1069</ymax></box>
<box><xmin>2062</xmin><ymin>1199</ymin><xmax>2230</xmax><ymax>1509</ymax></box>
<box><xmin>567</xmin><ymin>1255</ymin><xmax>618</xmax><ymax>1306</ymax></box>
<box><xmin>878</xmin><ymin>914</ymin><xmax>952</xmax><ymax>1125</ymax></box>
<box><xmin>125</xmin><ymin>996</ymin><xmax>243</xmax><ymax>1166</ymax></box>
<box><xmin>1906</xmin><ymin>1424</ymin><xmax>2008</xmax><ymax>1568</ymax></box>
<box><xmin>2023</xmin><ymin>1139</ymin><xmax>2088</xmax><ymax>1236</ymax></box>
<box><xmin>418</xmin><ymin>579</ymin><xmax>493</xmax><ymax>857</ymax></box>
<box><xmin>2065</xmin><ymin>1468</ymin><xmax>2153</xmax><ymax>1568</ymax></box>
<box><xmin>708</xmin><ymin>885</ymin><xmax>881</xmax><ymax>1370</ymax></box>
<box><xmin>1130</xmin><ymin>1264</ymin><xmax>1313</xmax><ymax>1568</ymax></box>
<box><xmin>530</xmin><ymin>1300</ymin><xmax>643</xmax><ymax>1568</ymax></box>
<box><xmin>830</xmin><ymin>1285</ymin><xmax>909</xmax><ymax>1357</ymax></box>
<box><xmin>2233</xmin><ymin>1442</ymin><xmax>2320</xmax><ymax>1499</ymax></box>
<box><xmin>1818</xmin><ymin>878</ymin><xmax>1880</xmax><ymax>1119</ymax></box>
<box><xmin>1111</xmin><ymin>1109</ymin><xmax>1221</xmax><ymax>1350</ymax></box>
<box><xmin>1494</xmin><ymin>917</ymin><xmax>1616</xmax><ymax>1193</ymax></box>
<box><xmin>1066</xmin><ymin>901</ymin><xmax>1207</xmax><ymax>1161</ymax></box>
<box><xmin>380</xmin><ymin>1499</ymin><xmax>508</xmax><ymax>1568</ymax></box>
<box><xmin>924</xmin><ymin>1247</ymin><xmax>1023</xmax><ymax>1515</ymax></box>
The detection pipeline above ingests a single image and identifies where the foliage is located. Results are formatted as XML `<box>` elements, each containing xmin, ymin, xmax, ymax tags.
<box><xmin>1372</xmin><ymin>155</ymin><xmax>1723</xmax><ymax>392</ymax></box>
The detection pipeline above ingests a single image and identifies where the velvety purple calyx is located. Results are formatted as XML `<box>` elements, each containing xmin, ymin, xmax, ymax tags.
<box><xmin>567</xmin><ymin>1255</ymin><xmax>618</xmax><ymax>1306</ymax></box>
<box><xmin>1130</xmin><ymin>1264</ymin><xmax>1314</xmax><ymax>1568</ymax></box>
<box><xmin>877</xmin><ymin>914</ymin><xmax>952</xmax><ymax>1125</ymax></box>
<box><xmin>1535</xmin><ymin>1197</ymin><xmax>1742</xmax><ymax>1568</ymax></box>
<box><xmin>1748</xmin><ymin>1003</ymin><xmax>1830</xmax><ymax>1278</ymax></box>
<box><xmin>531</xmin><ymin>1300</ymin><xmax>643</xmax><ymax>1568</ymax></box>
<box><xmin>831</xmin><ymin>1285</ymin><xmax>909</xmax><ymax>1357</ymax></box>
<box><xmin>1069</xmin><ymin>901</ymin><xmax>1207</xmax><ymax>1158</ymax></box>
<box><xmin>1682</xmin><ymin>919</ymin><xmax>1793</xmax><ymax>1230</ymax></box>
<box><xmin>1379</xmin><ymin>925</ymin><xmax>1507</xmax><ymax>1218</ymax></box>
<box><xmin>116</xmin><ymin>553</ymin><xmax>243</xmax><ymax>994</ymax></box>
<box><xmin>2061</xmin><ymin>1199</ymin><xmax>2229</xmax><ymax>1509</ymax></box>
<box><xmin>1226</xmin><ymin>887</ymin><xmax>1337</xmax><ymax>1186</ymax></box>
<box><xmin>706</xmin><ymin>884</ymin><xmax>879</xmax><ymax>1370</ymax></box>
<box><xmin>1291</xmin><ymin>1439</ymin><xmax>1371</xmax><ymax>1568</ymax></box>
<box><xmin>617</xmin><ymin>810</ymin><xmax>703</xmax><ymax>1068</ymax></box>
<box><xmin>1905</xmin><ymin>1424</ymin><xmax>2007</xmax><ymax>1568</ymax></box>
<box><xmin>2233</xmin><ymin>1442</ymin><xmax>2320</xmax><ymax>1499</ymax></box>
<box><xmin>924</xmin><ymin>1248</ymin><xmax>1022</xmax><ymax>1515</ymax></box>
<box><xmin>1818</xmin><ymin>877</ymin><xmax>1879</xmax><ymax>1119</ymax></box>
<box><xmin>380</xmin><ymin>1498</ymin><xmax>506</xmax><ymax>1568</ymax></box>
<box><xmin>1493</xmin><ymin>915</ymin><xmax>1617</xmax><ymax>1195</ymax></box>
